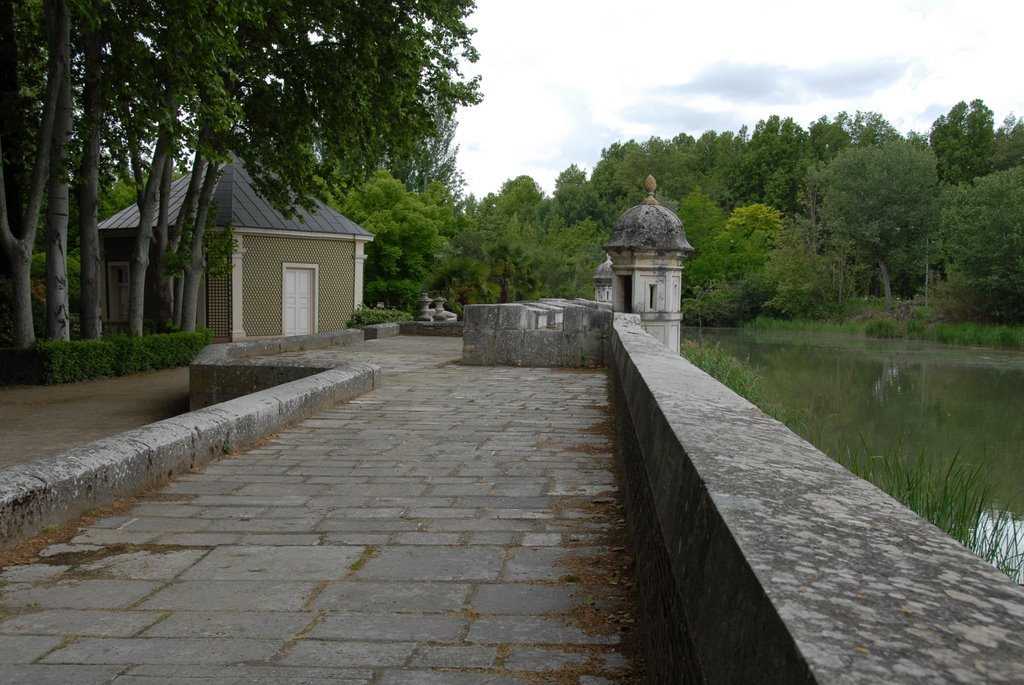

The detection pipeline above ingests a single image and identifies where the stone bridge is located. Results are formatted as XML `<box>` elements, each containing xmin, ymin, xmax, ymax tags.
<box><xmin>1</xmin><ymin>299</ymin><xmax>1022</xmax><ymax>683</ymax></box>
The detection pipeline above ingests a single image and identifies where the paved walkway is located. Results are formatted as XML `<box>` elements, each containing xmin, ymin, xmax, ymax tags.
<box><xmin>0</xmin><ymin>337</ymin><xmax>642</xmax><ymax>683</ymax></box>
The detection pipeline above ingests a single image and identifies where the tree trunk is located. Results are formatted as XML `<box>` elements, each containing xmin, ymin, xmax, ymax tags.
<box><xmin>877</xmin><ymin>256</ymin><xmax>893</xmax><ymax>308</ymax></box>
<box><xmin>170</xmin><ymin>151</ymin><xmax>206</xmax><ymax>328</ymax></box>
<box><xmin>0</xmin><ymin>0</ymin><xmax>66</xmax><ymax>348</ymax></box>
<box><xmin>152</xmin><ymin>154</ymin><xmax>174</xmax><ymax>325</ymax></box>
<box><xmin>180</xmin><ymin>161</ymin><xmax>221</xmax><ymax>332</ymax></box>
<box><xmin>45</xmin><ymin>26</ymin><xmax>73</xmax><ymax>341</ymax></box>
<box><xmin>78</xmin><ymin>18</ymin><xmax>103</xmax><ymax>339</ymax></box>
<box><xmin>127</xmin><ymin>133</ymin><xmax>171</xmax><ymax>337</ymax></box>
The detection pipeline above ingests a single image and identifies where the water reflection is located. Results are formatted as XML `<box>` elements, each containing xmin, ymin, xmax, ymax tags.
<box><xmin>683</xmin><ymin>328</ymin><xmax>1024</xmax><ymax>513</ymax></box>
<box><xmin>977</xmin><ymin>510</ymin><xmax>1024</xmax><ymax>584</ymax></box>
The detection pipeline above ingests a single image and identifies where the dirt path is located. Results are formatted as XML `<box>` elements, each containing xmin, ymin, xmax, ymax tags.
<box><xmin>0</xmin><ymin>367</ymin><xmax>189</xmax><ymax>469</ymax></box>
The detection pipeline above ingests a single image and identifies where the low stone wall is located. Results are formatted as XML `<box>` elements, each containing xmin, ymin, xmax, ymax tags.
<box><xmin>461</xmin><ymin>299</ymin><xmax>611</xmax><ymax>367</ymax></box>
<box><xmin>608</xmin><ymin>314</ymin><xmax>1024</xmax><ymax>683</ymax></box>
<box><xmin>0</xmin><ymin>362</ymin><xmax>377</xmax><ymax>548</ymax></box>
<box><xmin>190</xmin><ymin>328</ymin><xmax>365</xmax><ymax>409</ymax></box>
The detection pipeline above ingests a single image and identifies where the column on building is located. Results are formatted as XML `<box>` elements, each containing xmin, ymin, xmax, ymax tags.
<box><xmin>353</xmin><ymin>238</ymin><xmax>368</xmax><ymax>310</ymax></box>
<box><xmin>230</xmin><ymin>242</ymin><xmax>246</xmax><ymax>340</ymax></box>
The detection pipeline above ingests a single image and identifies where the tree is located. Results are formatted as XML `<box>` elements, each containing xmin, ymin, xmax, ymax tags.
<box><xmin>838</xmin><ymin>111</ymin><xmax>902</xmax><ymax>148</ymax></box>
<box><xmin>735</xmin><ymin>115</ymin><xmax>809</xmax><ymax>216</ymax></box>
<box><xmin>929</xmin><ymin>99</ymin><xmax>995</xmax><ymax>185</ymax></box>
<box><xmin>676</xmin><ymin>187</ymin><xmax>727</xmax><ymax>289</ymax></box>
<box><xmin>389</xmin><ymin>102</ymin><xmax>464</xmax><ymax>196</ymax></box>
<box><xmin>76</xmin><ymin>0</ymin><xmax>104</xmax><ymax>339</ymax></box>
<box><xmin>487</xmin><ymin>239</ymin><xmax>541</xmax><ymax>303</ymax></box>
<box><xmin>764</xmin><ymin>222</ymin><xmax>833</xmax><ymax>318</ymax></box>
<box><xmin>992</xmin><ymin>114</ymin><xmax>1024</xmax><ymax>172</ymax></box>
<box><xmin>940</xmin><ymin>167</ymin><xmax>1024</xmax><ymax>321</ymax></box>
<box><xmin>550</xmin><ymin>164</ymin><xmax>608</xmax><ymax>229</ymax></box>
<box><xmin>713</xmin><ymin>203</ymin><xmax>782</xmax><ymax>281</ymax></box>
<box><xmin>0</xmin><ymin>0</ymin><xmax>68</xmax><ymax>348</ymax></box>
<box><xmin>692</xmin><ymin>129</ymin><xmax>746</xmax><ymax>209</ymax></box>
<box><xmin>339</xmin><ymin>170</ymin><xmax>453</xmax><ymax>310</ymax></box>
<box><xmin>821</xmin><ymin>141</ymin><xmax>939</xmax><ymax>307</ymax></box>
<box><xmin>589</xmin><ymin>136</ymin><xmax>698</xmax><ymax>217</ymax></box>
<box><xmin>426</xmin><ymin>253</ymin><xmax>495</xmax><ymax>312</ymax></box>
<box><xmin>808</xmin><ymin>115</ymin><xmax>851</xmax><ymax>163</ymax></box>
<box><xmin>492</xmin><ymin>175</ymin><xmax>547</xmax><ymax>224</ymax></box>
<box><xmin>44</xmin><ymin>0</ymin><xmax>72</xmax><ymax>340</ymax></box>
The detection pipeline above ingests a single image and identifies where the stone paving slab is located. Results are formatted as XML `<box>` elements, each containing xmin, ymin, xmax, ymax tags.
<box><xmin>0</xmin><ymin>336</ymin><xmax>643</xmax><ymax>682</ymax></box>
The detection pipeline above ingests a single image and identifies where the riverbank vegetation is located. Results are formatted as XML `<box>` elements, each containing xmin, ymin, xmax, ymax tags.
<box><xmin>745</xmin><ymin>313</ymin><xmax>1024</xmax><ymax>350</ymax></box>
<box><xmin>681</xmin><ymin>337</ymin><xmax>1024</xmax><ymax>584</ymax></box>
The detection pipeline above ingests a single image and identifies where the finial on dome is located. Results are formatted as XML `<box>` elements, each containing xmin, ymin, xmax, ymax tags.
<box><xmin>642</xmin><ymin>175</ymin><xmax>658</xmax><ymax>205</ymax></box>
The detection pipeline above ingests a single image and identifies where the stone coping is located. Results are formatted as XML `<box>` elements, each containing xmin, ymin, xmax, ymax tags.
<box><xmin>609</xmin><ymin>314</ymin><xmax>1024</xmax><ymax>683</ymax></box>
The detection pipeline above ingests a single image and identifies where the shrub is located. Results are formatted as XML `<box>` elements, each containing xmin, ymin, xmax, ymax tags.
<box><xmin>345</xmin><ymin>305</ymin><xmax>413</xmax><ymax>328</ymax></box>
<box><xmin>17</xmin><ymin>329</ymin><xmax>212</xmax><ymax>385</ymax></box>
<box><xmin>864</xmin><ymin>317</ymin><xmax>900</xmax><ymax>338</ymax></box>
<box><xmin>904</xmin><ymin>318</ymin><xmax>926</xmax><ymax>339</ymax></box>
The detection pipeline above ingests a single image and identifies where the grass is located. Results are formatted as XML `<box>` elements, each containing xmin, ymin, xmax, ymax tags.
<box><xmin>679</xmin><ymin>339</ymin><xmax>770</xmax><ymax>407</ymax></box>
<box><xmin>681</xmin><ymin>337</ymin><xmax>1024</xmax><ymax>584</ymax></box>
<box><xmin>744</xmin><ymin>316</ymin><xmax>864</xmax><ymax>335</ymax></box>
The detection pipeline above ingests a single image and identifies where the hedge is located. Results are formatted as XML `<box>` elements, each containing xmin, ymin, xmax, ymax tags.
<box><xmin>345</xmin><ymin>305</ymin><xmax>413</xmax><ymax>328</ymax></box>
<box><xmin>0</xmin><ymin>329</ymin><xmax>212</xmax><ymax>385</ymax></box>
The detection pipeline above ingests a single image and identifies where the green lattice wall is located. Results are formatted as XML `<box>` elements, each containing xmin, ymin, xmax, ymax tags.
<box><xmin>241</xmin><ymin>234</ymin><xmax>356</xmax><ymax>336</ymax></box>
<box><xmin>205</xmin><ymin>276</ymin><xmax>231</xmax><ymax>338</ymax></box>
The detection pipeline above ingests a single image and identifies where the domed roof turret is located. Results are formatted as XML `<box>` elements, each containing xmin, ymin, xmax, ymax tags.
<box><xmin>604</xmin><ymin>176</ymin><xmax>693</xmax><ymax>253</ymax></box>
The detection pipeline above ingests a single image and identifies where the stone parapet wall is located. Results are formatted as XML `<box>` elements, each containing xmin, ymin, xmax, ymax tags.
<box><xmin>189</xmin><ymin>329</ymin><xmax>364</xmax><ymax>409</ymax></box>
<box><xmin>608</xmin><ymin>314</ymin><xmax>1024</xmax><ymax>683</ymax></box>
<box><xmin>461</xmin><ymin>299</ymin><xmax>612</xmax><ymax>367</ymax></box>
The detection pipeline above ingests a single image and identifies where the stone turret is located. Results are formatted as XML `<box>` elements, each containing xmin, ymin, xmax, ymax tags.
<box><xmin>593</xmin><ymin>255</ymin><xmax>613</xmax><ymax>304</ymax></box>
<box><xmin>603</xmin><ymin>175</ymin><xmax>693</xmax><ymax>352</ymax></box>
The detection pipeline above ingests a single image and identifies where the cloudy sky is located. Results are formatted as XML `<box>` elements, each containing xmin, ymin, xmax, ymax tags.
<box><xmin>453</xmin><ymin>0</ymin><xmax>1024</xmax><ymax>197</ymax></box>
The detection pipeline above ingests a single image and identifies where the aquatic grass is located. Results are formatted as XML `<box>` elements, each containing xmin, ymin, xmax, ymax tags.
<box><xmin>744</xmin><ymin>316</ymin><xmax>863</xmax><ymax>335</ymax></box>
<box><xmin>863</xmin><ymin>318</ymin><xmax>900</xmax><ymax>338</ymax></box>
<box><xmin>918</xmin><ymin>322</ymin><xmax>1024</xmax><ymax>349</ymax></box>
<box><xmin>746</xmin><ymin>316</ymin><xmax>1024</xmax><ymax>350</ymax></box>
<box><xmin>679</xmin><ymin>339</ymin><xmax>807</xmax><ymax>432</ymax></box>
<box><xmin>684</xmin><ymin>339</ymin><xmax>1024</xmax><ymax>584</ymax></box>
<box><xmin>680</xmin><ymin>339</ymin><xmax>769</xmax><ymax>407</ymax></box>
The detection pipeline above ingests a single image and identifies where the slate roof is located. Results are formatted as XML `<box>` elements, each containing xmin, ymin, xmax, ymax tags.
<box><xmin>98</xmin><ymin>159</ymin><xmax>372</xmax><ymax>238</ymax></box>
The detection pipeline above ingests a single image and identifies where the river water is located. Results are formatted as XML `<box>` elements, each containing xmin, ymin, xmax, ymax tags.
<box><xmin>682</xmin><ymin>328</ymin><xmax>1024</xmax><ymax>514</ymax></box>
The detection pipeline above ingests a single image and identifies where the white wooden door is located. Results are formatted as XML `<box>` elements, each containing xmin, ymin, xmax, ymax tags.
<box><xmin>283</xmin><ymin>267</ymin><xmax>313</xmax><ymax>335</ymax></box>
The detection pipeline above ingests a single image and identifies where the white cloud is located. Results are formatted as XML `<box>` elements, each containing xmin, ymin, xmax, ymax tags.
<box><xmin>454</xmin><ymin>0</ymin><xmax>1024</xmax><ymax>197</ymax></box>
